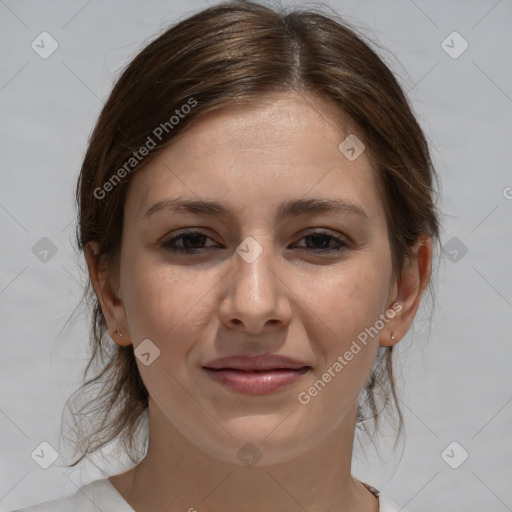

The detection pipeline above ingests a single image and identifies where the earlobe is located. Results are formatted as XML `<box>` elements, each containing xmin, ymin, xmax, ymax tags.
<box><xmin>380</xmin><ymin>237</ymin><xmax>432</xmax><ymax>347</ymax></box>
<box><xmin>84</xmin><ymin>242</ymin><xmax>132</xmax><ymax>346</ymax></box>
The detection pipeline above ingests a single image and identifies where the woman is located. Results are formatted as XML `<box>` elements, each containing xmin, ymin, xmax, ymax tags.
<box><xmin>12</xmin><ymin>1</ymin><xmax>439</xmax><ymax>511</ymax></box>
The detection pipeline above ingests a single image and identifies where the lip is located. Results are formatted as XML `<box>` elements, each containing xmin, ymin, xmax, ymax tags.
<box><xmin>203</xmin><ymin>354</ymin><xmax>309</xmax><ymax>371</ymax></box>
<box><xmin>202</xmin><ymin>355</ymin><xmax>311</xmax><ymax>395</ymax></box>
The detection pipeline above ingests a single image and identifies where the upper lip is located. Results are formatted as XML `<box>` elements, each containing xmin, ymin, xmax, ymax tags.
<box><xmin>203</xmin><ymin>354</ymin><xmax>310</xmax><ymax>371</ymax></box>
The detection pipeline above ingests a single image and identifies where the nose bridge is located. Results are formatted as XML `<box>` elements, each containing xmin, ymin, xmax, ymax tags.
<box><xmin>220</xmin><ymin>236</ymin><xmax>291</xmax><ymax>330</ymax></box>
<box><xmin>234</xmin><ymin>236</ymin><xmax>278</xmax><ymax>305</ymax></box>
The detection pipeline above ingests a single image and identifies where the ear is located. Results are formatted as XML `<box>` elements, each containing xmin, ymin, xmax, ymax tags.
<box><xmin>84</xmin><ymin>241</ymin><xmax>132</xmax><ymax>346</ymax></box>
<box><xmin>380</xmin><ymin>236</ymin><xmax>432</xmax><ymax>347</ymax></box>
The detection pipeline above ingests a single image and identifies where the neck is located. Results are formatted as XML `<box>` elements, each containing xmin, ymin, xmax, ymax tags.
<box><xmin>109</xmin><ymin>400</ymin><xmax>379</xmax><ymax>512</ymax></box>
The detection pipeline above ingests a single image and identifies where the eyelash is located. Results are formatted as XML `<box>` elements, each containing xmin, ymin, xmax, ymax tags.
<box><xmin>160</xmin><ymin>230</ymin><xmax>350</xmax><ymax>255</ymax></box>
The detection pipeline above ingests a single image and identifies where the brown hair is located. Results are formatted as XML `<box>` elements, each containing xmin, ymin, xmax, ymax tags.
<box><xmin>63</xmin><ymin>0</ymin><xmax>440</xmax><ymax>467</ymax></box>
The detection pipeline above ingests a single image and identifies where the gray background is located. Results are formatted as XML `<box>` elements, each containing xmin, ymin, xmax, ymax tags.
<box><xmin>0</xmin><ymin>1</ymin><xmax>511</xmax><ymax>511</ymax></box>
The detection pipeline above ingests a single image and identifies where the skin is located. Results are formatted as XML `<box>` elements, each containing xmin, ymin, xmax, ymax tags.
<box><xmin>85</xmin><ymin>91</ymin><xmax>432</xmax><ymax>512</ymax></box>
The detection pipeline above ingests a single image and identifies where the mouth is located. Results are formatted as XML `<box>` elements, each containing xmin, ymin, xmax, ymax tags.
<box><xmin>202</xmin><ymin>355</ymin><xmax>311</xmax><ymax>394</ymax></box>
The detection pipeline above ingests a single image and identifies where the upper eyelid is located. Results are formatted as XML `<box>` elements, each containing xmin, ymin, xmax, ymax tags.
<box><xmin>163</xmin><ymin>229</ymin><xmax>215</xmax><ymax>242</ymax></box>
<box><xmin>164</xmin><ymin>227</ymin><xmax>345</xmax><ymax>238</ymax></box>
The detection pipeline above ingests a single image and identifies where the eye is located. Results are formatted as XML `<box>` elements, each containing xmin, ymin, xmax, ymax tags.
<box><xmin>292</xmin><ymin>231</ymin><xmax>349</xmax><ymax>254</ymax></box>
<box><xmin>160</xmin><ymin>229</ymin><xmax>350</xmax><ymax>255</ymax></box>
<box><xmin>161</xmin><ymin>230</ymin><xmax>218</xmax><ymax>254</ymax></box>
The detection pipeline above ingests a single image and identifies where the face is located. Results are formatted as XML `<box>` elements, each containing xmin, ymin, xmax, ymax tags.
<box><xmin>106</xmin><ymin>92</ymin><xmax>402</xmax><ymax>465</ymax></box>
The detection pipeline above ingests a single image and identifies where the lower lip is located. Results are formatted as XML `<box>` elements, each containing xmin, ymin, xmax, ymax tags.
<box><xmin>203</xmin><ymin>367</ymin><xmax>310</xmax><ymax>394</ymax></box>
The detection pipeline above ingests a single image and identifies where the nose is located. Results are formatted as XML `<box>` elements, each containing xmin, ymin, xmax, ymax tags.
<box><xmin>218</xmin><ymin>240</ymin><xmax>293</xmax><ymax>334</ymax></box>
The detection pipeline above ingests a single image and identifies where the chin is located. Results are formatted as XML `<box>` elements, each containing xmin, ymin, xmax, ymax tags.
<box><xmin>196</xmin><ymin>421</ymin><xmax>315</xmax><ymax>467</ymax></box>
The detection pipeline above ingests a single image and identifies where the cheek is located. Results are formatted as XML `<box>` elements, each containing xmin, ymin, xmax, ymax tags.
<box><xmin>121</xmin><ymin>251</ymin><xmax>217</xmax><ymax>345</ymax></box>
<box><xmin>308</xmin><ymin>258</ymin><xmax>390</xmax><ymax>336</ymax></box>
<box><xmin>305</xmin><ymin>257</ymin><xmax>390</xmax><ymax>380</ymax></box>
<box><xmin>294</xmin><ymin>275</ymin><xmax>387</xmax><ymax>417</ymax></box>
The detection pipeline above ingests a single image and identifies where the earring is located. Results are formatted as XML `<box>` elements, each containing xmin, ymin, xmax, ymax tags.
<box><xmin>112</xmin><ymin>308</ymin><xmax>123</xmax><ymax>337</ymax></box>
<box><xmin>391</xmin><ymin>333</ymin><xmax>396</xmax><ymax>341</ymax></box>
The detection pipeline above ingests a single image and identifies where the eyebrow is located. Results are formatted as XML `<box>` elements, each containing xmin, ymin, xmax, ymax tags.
<box><xmin>143</xmin><ymin>197</ymin><xmax>369</xmax><ymax>223</ymax></box>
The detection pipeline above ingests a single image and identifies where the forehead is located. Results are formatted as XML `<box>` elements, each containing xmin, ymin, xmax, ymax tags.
<box><xmin>173</xmin><ymin>92</ymin><xmax>364</xmax><ymax>163</ymax></box>
<box><xmin>125</xmin><ymin>91</ymin><xmax>382</xmax><ymax>223</ymax></box>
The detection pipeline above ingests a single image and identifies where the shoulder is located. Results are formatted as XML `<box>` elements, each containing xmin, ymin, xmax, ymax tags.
<box><xmin>378</xmin><ymin>492</ymin><xmax>409</xmax><ymax>512</ymax></box>
<box><xmin>8</xmin><ymin>478</ymin><xmax>134</xmax><ymax>512</ymax></box>
<box><xmin>362</xmin><ymin>481</ymin><xmax>411</xmax><ymax>512</ymax></box>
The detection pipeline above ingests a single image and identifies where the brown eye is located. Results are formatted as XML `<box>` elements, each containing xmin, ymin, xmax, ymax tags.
<box><xmin>293</xmin><ymin>232</ymin><xmax>349</xmax><ymax>253</ymax></box>
<box><xmin>161</xmin><ymin>231</ymin><xmax>215</xmax><ymax>254</ymax></box>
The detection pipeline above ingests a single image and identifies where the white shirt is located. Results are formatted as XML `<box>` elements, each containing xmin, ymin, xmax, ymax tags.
<box><xmin>10</xmin><ymin>478</ymin><xmax>407</xmax><ymax>512</ymax></box>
